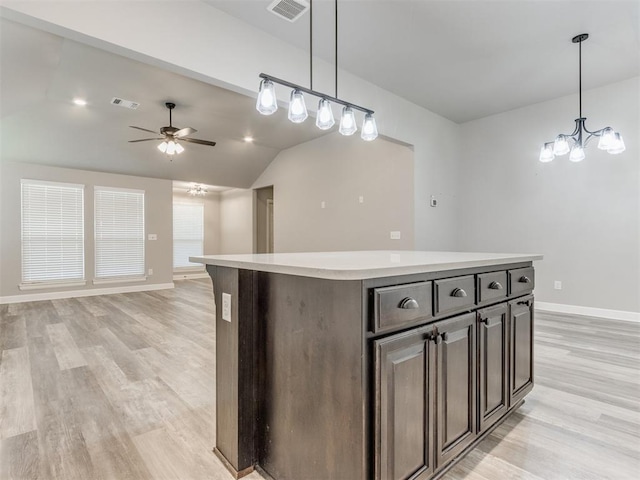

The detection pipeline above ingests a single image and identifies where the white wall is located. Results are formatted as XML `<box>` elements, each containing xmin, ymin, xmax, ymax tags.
<box><xmin>219</xmin><ymin>189</ymin><xmax>254</xmax><ymax>254</ymax></box>
<box><xmin>253</xmin><ymin>133</ymin><xmax>415</xmax><ymax>252</ymax></box>
<box><xmin>1</xmin><ymin>1</ymin><xmax>461</xmax><ymax>251</ymax></box>
<box><xmin>172</xmin><ymin>189</ymin><xmax>222</xmax><ymax>268</ymax></box>
<box><xmin>458</xmin><ymin>77</ymin><xmax>640</xmax><ymax>313</ymax></box>
<box><xmin>0</xmin><ymin>161</ymin><xmax>174</xmax><ymax>300</ymax></box>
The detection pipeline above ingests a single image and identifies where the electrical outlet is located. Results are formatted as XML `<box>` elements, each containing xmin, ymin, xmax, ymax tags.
<box><xmin>148</xmin><ymin>268</ymin><xmax>153</xmax><ymax>276</ymax></box>
<box><xmin>222</xmin><ymin>293</ymin><xmax>232</xmax><ymax>322</ymax></box>
<box><xmin>359</xmin><ymin>196</ymin><xmax>364</xmax><ymax>204</ymax></box>
<box><xmin>148</xmin><ymin>234</ymin><xmax>157</xmax><ymax>240</ymax></box>
<box><xmin>430</xmin><ymin>195</ymin><xmax>438</xmax><ymax>207</ymax></box>
<box><xmin>554</xmin><ymin>280</ymin><xmax>562</xmax><ymax>290</ymax></box>
<box><xmin>390</xmin><ymin>231</ymin><xmax>401</xmax><ymax>240</ymax></box>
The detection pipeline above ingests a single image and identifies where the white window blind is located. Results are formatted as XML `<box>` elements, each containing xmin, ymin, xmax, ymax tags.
<box><xmin>21</xmin><ymin>179</ymin><xmax>85</xmax><ymax>285</ymax></box>
<box><xmin>95</xmin><ymin>187</ymin><xmax>145</xmax><ymax>279</ymax></box>
<box><xmin>173</xmin><ymin>203</ymin><xmax>204</xmax><ymax>269</ymax></box>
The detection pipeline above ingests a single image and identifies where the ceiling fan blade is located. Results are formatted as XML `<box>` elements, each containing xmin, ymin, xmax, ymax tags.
<box><xmin>129</xmin><ymin>138</ymin><xmax>164</xmax><ymax>143</ymax></box>
<box><xmin>129</xmin><ymin>125</ymin><xmax>159</xmax><ymax>134</ymax></box>
<box><xmin>181</xmin><ymin>137</ymin><xmax>217</xmax><ymax>147</ymax></box>
<box><xmin>174</xmin><ymin>127</ymin><xmax>197</xmax><ymax>138</ymax></box>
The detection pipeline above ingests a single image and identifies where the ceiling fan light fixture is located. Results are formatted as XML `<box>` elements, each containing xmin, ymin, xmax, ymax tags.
<box><xmin>256</xmin><ymin>79</ymin><xmax>278</xmax><ymax>115</ymax></box>
<box><xmin>165</xmin><ymin>140</ymin><xmax>178</xmax><ymax>155</ymax></box>
<box><xmin>158</xmin><ymin>141</ymin><xmax>168</xmax><ymax>153</ymax></box>
<box><xmin>339</xmin><ymin>106</ymin><xmax>357</xmax><ymax>136</ymax></box>
<box><xmin>175</xmin><ymin>142</ymin><xmax>185</xmax><ymax>154</ymax></box>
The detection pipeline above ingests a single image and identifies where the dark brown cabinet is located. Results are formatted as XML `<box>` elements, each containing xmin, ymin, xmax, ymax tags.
<box><xmin>434</xmin><ymin>313</ymin><xmax>477</xmax><ymax>467</ymax></box>
<box><xmin>374</xmin><ymin>327</ymin><xmax>435</xmax><ymax>480</ymax></box>
<box><xmin>374</xmin><ymin>312</ymin><xmax>478</xmax><ymax>478</ymax></box>
<box><xmin>477</xmin><ymin>303</ymin><xmax>509</xmax><ymax>432</ymax></box>
<box><xmin>509</xmin><ymin>295</ymin><xmax>534</xmax><ymax>405</ymax></box>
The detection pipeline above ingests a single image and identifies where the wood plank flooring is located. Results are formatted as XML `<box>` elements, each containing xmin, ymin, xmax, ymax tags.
<box><xmin>1</xmin><ymin>281</ymin><xmax>639</xmax><ymax>479</ymax></box>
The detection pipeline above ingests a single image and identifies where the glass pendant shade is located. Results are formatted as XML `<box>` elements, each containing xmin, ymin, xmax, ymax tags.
<box><xmin>338</xmin><ymin>106</ymin><xmax>357</xmax><ymax>136</ymax></box>
<box><xmin>597</xmin><ymin>127</ymin><xmax>615</xmax><ymax>150</ymax></box>
<box><xmin>157</xmin><ymin>141</ymin><xmax>168</xmax><ymax>153</ymax></box>
<box><xmin>569</xmin><ymin>145</ymin><xmax>585</xmax><ymax>162</ymax></box>
<box><xmin>316</xmin><ymin>98</ymin><xmax>335</xmax><ymax>130</ymax></box>
<box><xmin>361</xmin><ymin>113</ymin><xmax>378</xmax><ymax>141</ymax></box>
<box><xmin>607</xmin><ymin>133</ymin><xmax>626</xmax><ymax>154</ymax></box>
<box><xmin>256</xmin><ymin>79</ymin><xmax>278</xmax><ymax>115</ymax></box>
<box><xmin>539</xmin><ymin>144</ymin><xmax>555</xmax><ymax>163</ymax></box>
<box><xmin>175</xmin><ymin>142</ymin><xmax>185</xmax><ymax>154</ymax></box>
<box><xmin>553</xmin><ymin>135</ymin><xmax>570</xmax><ymax>155</ymax></box>
<box><xmin>166</xmin><ymin>140</ymin><xmax>177</xmax><ymax>155</ymax></box>
<box><xmin>288</xmin><ymin>89</ymin><xmax>308</xmax><ymax>123</ymax></box>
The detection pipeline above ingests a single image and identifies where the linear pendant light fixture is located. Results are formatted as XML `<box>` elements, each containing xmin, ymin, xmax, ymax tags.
<box><xmin>539</xmin><ymin>33</ymin><xmax>625</xmax><ymax>163</ymax></box>
<box><xmin>256</xmin><ymin>0</ymin><xmax>378</xmax><ymax>140</ymax></box>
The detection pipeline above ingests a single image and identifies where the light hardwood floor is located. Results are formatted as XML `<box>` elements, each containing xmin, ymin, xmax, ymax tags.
<box><xmin>1</xmin><ymin>279</ymin><xmax>638</xmax><ymax>479</ymax></box>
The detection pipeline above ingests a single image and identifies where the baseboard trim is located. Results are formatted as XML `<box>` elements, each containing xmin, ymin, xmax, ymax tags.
<box><xmin>536</xmin><ymin>301</ymin><xmax>640</xmax><ymax>322</ymax></box>
<box><xmin>0</xmin><ymin>282</ymin><xmax>175</xmax><ymax>304</ymax></box>
<box><xmin>173</xmin><ymin>272</ymin><xmax>209</xmax><ymax>280</ymax></box>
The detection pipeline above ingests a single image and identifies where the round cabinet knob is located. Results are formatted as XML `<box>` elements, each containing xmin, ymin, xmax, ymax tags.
<box><xmin>519</xmin><ymin>276</ymin><xmax>531</xmax><ymax>284</ymax></box>
<box><xmin>399</xmin><ymin>297</ymin><xmax>419</xmax><ymax>310</ymax></box>
<box><xmin>451</xmin><ymin>288</ymin><xmax>467</xmax><ymax>298</ymax></box>
<box><xmin>488</xmin><ymin>281</ymin><xmax>503</xmax><ymax>290</ymax></box>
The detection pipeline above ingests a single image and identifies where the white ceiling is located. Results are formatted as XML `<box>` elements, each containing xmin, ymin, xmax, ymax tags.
<box><xmin>207</xmin><ymin>0</ymin><xmax>640</xmax><ymax>123</ymax></box>
<box><xmin>0</xmin><ymin>18</ymin><xmax>329</xmax><ymax>188</ymax></box>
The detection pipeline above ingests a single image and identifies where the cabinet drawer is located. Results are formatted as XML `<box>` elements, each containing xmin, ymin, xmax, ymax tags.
<box><xmin>373</xmin><ymin>281</ymin><xmax>433</xmax><ymax>333</ymax></box>
<box><xmin>477</xmin><ymin>271</ymin><xmax>508</xmax><ymax>304</ymax></box>
<box><xmin>434</xmin><ymin>276</ymin><xmax>475</xmax><ymax>316</ymax></box>
<box><xmin>509</xmin><ymin>267</ymin><xmax>535</xmax><ymax>296</ymax></box>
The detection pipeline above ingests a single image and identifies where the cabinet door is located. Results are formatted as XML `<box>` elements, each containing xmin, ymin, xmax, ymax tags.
<box><xmin>477</xmin><ymin>304</ymin><xmax>509</xmax><ymax>432</ymax></box>
<box><xmin>509</xmin><ymin>296</ymin><xmax>534</xmax><ymax>405</ymax></box>
<box><xmin>374</xmin><ymin>327</ymin><xmax>435</xmax><ymax>480</ymax></box>
<box><xmin>435</xmin><ymin>313</ymin><xmax>477</xmax><ymax>467</ymax></box>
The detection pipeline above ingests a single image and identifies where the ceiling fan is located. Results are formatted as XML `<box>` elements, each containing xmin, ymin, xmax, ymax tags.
<box><xmin>129</xmin><ymin>102</ymin><xmax>216</xmax><ymax>155</ymax></box>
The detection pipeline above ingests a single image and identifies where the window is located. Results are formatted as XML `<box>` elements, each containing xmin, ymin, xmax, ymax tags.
<box><xmin>94</xmin><ymin>187</ymin><xmax>145</xmax><ymax>281</ymax></box>
<box><xmin>21</xmin><ymin>179</ymin><xmax>85</xmax><ymax>287</ymax></box>
<box><xmin>173</xmin><ymin>203</ymin><xmax>204</xmax><ymax>269</ymax></box>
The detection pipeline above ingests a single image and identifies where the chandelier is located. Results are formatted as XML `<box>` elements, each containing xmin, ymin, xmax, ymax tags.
<box><xmin>256</xmin><ymin>0</ymin><xmax>378</xmax><ymax>141</ymax></box>
<box><xmin>539</xmin><ymin>33</ymin><xmax>625</xmax><ymax>163</ymax></box>
<box><xmin>187</xmin><ymin>184</ymin><xmax>208</xmax><ymax>196</ymax></box>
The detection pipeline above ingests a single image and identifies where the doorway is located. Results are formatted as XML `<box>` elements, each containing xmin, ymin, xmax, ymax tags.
<box><xmin>255</xmin><ymin>186</ymin><xmax>274</xmax><ymax>253</ymax></box>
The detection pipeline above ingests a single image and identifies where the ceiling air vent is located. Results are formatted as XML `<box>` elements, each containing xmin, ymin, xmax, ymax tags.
<box><xmin>110</xmin><ymin>97</ymin><xmax>140</xmax><ymax>109</ymax></box>
<box><xmin>267</xmin><ymin>0</ymin><xmax>309</xmax><ymax>22</ymax></box>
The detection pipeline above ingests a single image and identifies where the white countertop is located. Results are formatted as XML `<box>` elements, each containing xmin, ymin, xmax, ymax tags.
<box><xmin>190</xmin><ymin>251</ymin><xmax>543</xmax><ymax>280</ymax></box>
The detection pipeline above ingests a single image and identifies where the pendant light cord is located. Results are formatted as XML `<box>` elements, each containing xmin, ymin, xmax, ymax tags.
<box><xmin>579</xmin><ymin>38</ymin><xmax>582</xmax><ymax>118</ymax></box>
<box><xmin>309</xmin><ymin>0</ymin><xmax>313</xmax><ymax>90</ymax></box>
<box><xmin>335</xmin><ymin>0</ymin><xmax>338</xmax><ymax>98</ymax></box>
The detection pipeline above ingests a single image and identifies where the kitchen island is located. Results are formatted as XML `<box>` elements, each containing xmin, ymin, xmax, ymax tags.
<box><xmin>190</xmin><ymin>251</ymin><xmax>542</xmax><ymax>480</ymax></box>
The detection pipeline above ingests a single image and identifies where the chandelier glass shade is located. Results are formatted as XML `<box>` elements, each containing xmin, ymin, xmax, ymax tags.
<box><xmin>540</xmin><ymin>33</ymin><xmax>624</xmax><ymax>163</ymax></box>
<box><xmin>256</xmin><ymin>0</ymin><xmax>377</xmax><ymax>141</ymax></box>
<box><xmin>187</xmin><ymin>184</ymin><xmax>208</xmax><ymax>196</ymax></box>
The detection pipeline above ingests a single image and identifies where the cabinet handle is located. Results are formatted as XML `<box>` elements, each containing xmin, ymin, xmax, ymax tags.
<box><xmin>434</xmin><ymin>333</ymin><xmax>443</xmax><ymax>345</ymax></box>
<box><xmin>479</xmin><ymin>317</ymin><xmax>489</xmax><ymax>324</ymax></box>
<box><xmin>488</xmin><ymin>281</ymin><xmax>503</xmax><ymax>290</ymax></box>
<box><xmin>451</xmin><ymin>288</ymin><xmax>467</xmax><ymax>298</ymax></box>
<box><xmin>518</xmin><ymin>276</ymin><xmax>531</xmax><ymax>284</ymax></box>
<box><xmin>399</xmin><ymin>297</ymin><xmax>419</xmax><ymax>310</ymax></box>
<box><xmin>517</xmin><ymin>300</ymin><xmax>530</xmax><ymax>306</ymax></box>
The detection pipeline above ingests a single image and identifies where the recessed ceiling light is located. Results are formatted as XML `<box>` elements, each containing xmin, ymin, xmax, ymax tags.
<box><xmin>73</xmin><ymin>98</ymin><xmax>87</xmax><ymax>106</ymax></box>
<box><xmin>243</xmin><ymin>136</ymin><xmax>254</xmax><ymax>143</ymax></box>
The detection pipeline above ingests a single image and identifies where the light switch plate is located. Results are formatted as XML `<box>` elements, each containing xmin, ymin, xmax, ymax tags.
<box><xmin>390</xmin><ymin>231</ymin><xmax>401</xmax><ymax>240</ymax></box>
<box><xmin>148</xmin><ymin>234</ymin><xmax>157</xmax><ymax>240</ymax></box>
<box><xmin>222</xmin><ymin>293</ymin><xmax>232</xmax><ymax>322</ymax></box>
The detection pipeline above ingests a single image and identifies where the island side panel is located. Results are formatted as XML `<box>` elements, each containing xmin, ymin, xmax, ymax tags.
<box><xmin>207</xmin><ymin>265</ymin><xmax>258</xmax><ymax>476</ymax></box>
<box><xmin>258</xmin><ymin>272</ymin><xmax>365</xmax><ymax>480</ymax></box>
